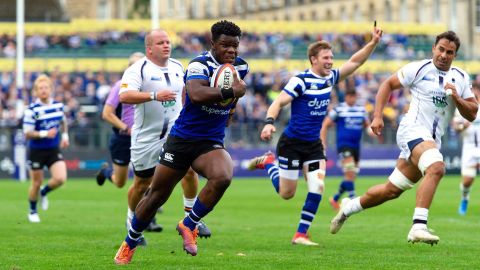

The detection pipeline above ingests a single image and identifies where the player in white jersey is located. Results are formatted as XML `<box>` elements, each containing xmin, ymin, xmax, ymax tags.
<box><xmin>330</xmin><ymin>31</ymin><xmax>478</xmax><ymax>245</ymax></box>
<box><xmin>118</xmin><ymin>29</ymin><xmax>210</xmax><ymax>244</ymax></box>
<box><xmin>453</xmin><ymin>82</ymin><xmax>480</xmax><ymax>215</ymax></box>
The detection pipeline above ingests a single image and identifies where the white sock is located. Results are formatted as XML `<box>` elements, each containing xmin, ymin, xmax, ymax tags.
<box><xmin>184</xmin><ymin>196</ymin><xmax>196</xmax><ymax>216</ymax></box>
<box><xmin>460</xmin><ymin>183</ymin><xmax>471</xmax><ymax>200</ymax></box>
<box><xmin>343</xmin><ymin>197</ymin><xmax>363</xmax><ymax>217</ymax></box>
<box><xmin>412</xmin><ymin>207</ymin><xmax>428</xmax><ymax>227</ymax></box>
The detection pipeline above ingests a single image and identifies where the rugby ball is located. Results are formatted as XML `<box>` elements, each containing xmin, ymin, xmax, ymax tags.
<box><xmin>211</xmin><ymin>64</ymin><xmax>237</xmax><ymax>107</ymax></box>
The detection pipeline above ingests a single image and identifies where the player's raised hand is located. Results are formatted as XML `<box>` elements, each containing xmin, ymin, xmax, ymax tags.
<box><xmin>260</xmin><ymin>124</ymin><xmax>276</xmax><ymax>141</ymax></box>
<box><xmin>372</xmin><ymin>20</ymin><xmax>383</xmax><ymax>44</ymax></box>
<box><xmin>370</xmin><ymin>116</ymin><xmax>384</xmax><ymax>136</ymax></box>
<box><xmin>155</xmin><ymin>90</ymin><xmax>177</xmax><ymax>101</ymax></box>
<box><xmin>232</xmin><ymin>70</ymin><xmax>246</xmax><ymax>98</ymax></box>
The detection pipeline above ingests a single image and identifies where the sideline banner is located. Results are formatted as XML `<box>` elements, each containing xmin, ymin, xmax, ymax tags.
<box><xmin>0</xmin><ymin>146</ymin><xmax>463</xmax><ymax>179</ymax></box>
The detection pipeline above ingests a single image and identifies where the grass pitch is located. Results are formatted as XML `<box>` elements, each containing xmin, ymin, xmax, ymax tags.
<box><xmin>0</xmin><ymin>175</ymin><xmax>479</xmax><ymax>269</ymax></box>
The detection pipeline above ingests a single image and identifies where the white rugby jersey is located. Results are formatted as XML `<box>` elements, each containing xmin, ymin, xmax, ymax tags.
<box><xmin>120</xmin><ymin>57</ymin><xmax>184</xmax><ymax>145</ymax></box>
<box><xmin>454</xmin><ymin>110</ymin><xmax>480</xmax><ymax>147</ymax></box>
<box><xmin>397</xmin><ymin>59</ymin><xmax>473</xmax><ymax>140</ymax></box>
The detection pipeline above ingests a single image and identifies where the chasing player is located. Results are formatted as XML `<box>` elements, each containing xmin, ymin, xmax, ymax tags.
<box><xmin>248</xmin><ymin>22</ymin><xmax>382</xmax><ymax>245</ymax></box>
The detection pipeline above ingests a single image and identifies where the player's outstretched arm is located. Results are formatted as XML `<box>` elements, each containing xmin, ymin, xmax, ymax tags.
<box><xmin>371</xmin><ymin>73</ymin><xmax>402</xmax><ymax>136</ymax></box>
<box><xmin>339</xmin><ymin>22</ymin><xmax>383</xmax><ymax>82</ymax></box>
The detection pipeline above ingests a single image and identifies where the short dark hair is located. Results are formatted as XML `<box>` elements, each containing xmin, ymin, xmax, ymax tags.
<box><xmin>211</xmin><ymin>20</ymin><xmax>242</xmax><ymax>42</ymax></box>
<box><xmin>435</xmin><ymin>31</ymin><xmax>461</xmax><ymax>53</ymax></box>
<box><xmin>345</xmin><ymin>88</ymin><xmax>356</xmax><ymax>96</ymax></box>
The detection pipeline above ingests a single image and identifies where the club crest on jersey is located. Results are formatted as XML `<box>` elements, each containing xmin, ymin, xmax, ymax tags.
<box><xmin>310</xmin><ymin>83</ymin><xmax>318</xmax><ymax>90</ymax></box>
<box><xmin>151</xmin><ymin>76</ymin><xmax>162</xmax><ymax>81</ymax></box>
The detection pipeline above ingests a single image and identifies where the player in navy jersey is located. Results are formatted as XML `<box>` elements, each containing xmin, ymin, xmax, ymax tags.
<box><xmin>330</xmin><ymin>31</ymin><xmax>478</xmax><ymax>245</ymax></box>
<box><xmin>114</xmin><ymin>20</ymin><xmax>248</xmax><ymax>263</ymax></box>
<box><xmin>248</xmin><ymin>24</ymin><xmax>382</xmax><ymax>246</ymax></box>
<box><xmin>23</xmin><ymin>74</ymin><xmax>70</xmax><ymax>223</ymax></box>
<box><xmin>320</xmin><ymin>88</ymin><xmax>373</xmax><ymax>210</ymax></box>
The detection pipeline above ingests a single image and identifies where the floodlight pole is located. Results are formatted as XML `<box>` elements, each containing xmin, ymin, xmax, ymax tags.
<box><xmin>15</xmin><ymin>0</ymin><xmax>27</xmax><ymax>182</ymax></box>
<box><xmin>16</xmin><ymin>0</ymin><xmax>25</xmax><ymax>91</ymax></box>
<box><xmin>151</xmin><ymin>0</ymin><xmax>159</xmax><ymax>29</ymax></box>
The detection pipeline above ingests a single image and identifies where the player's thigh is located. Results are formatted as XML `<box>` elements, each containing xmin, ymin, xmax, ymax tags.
<box><xmin>192</xmin><ymin>149</ymin><xmax>233</xmax><ymax>180</ymax></box>
<box><xmin>49</xmin><ymin>160</ymin><xmax>67</xmax><ymax>181</ymax></box>
<box><xmin>113</xmin><ymin>163</ymin><xmax>129</xmax><ymax>183</ymax></box>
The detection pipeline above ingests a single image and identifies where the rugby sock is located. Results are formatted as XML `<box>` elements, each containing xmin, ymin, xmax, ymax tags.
<box><xmin>333</xmin><ymin>180</ymin><xmax>350</xmax><ymax>201</ymax></box>
<box><xmin>125</xmin><ymin>214</ymin><xmax>150</xmax><ymax>249</ymax></box>
<box><xmin>183</xmin><ymin>196</ymin><xmax>196</xmax><ymax>215</ymax></box>
<box><xmin>460</xmin><ymin>183</ymin><xmax>470</xmax><ymax>200</ymax></box>
<box><xmin>183</xmin><ymin>199</ymin><xmax>212</xmax><ymax>231</ymax></box>
<box><xmin>343</xmin><ymin>197</ymin><xmax>363</xmax><ymax>217</ymax></box>
<box><xmin>104</xmin><ymin>168</ymin><xmax>113</xmax><ymax>182</ymax></box>
<box><xmin>29</xmin><ymin>200</ymin><xmax>37</xmax><ymax>214</ymax></box>
<box><xmin>265</xmin><ymin>163</ymin><xmax>280</xmax><ymax>193</ymax></box>
<box><xmin>40</xmin><ymin>185</ymin><xmax>52</xmax><ymax>196</ymax></box>
<box><xmin>344</xmin><ymin>181</ymin><xmax>356</xmax><ymax>199</ymax></box>
<box><xmin>412</xmin><ymin>207</ymin><xmax>428</xmax><ymax>226</ymax></box>
<box><xmin>297</xmin><ymin>192</ymin><xmax>322</xmax><ymax>234</ymax></box>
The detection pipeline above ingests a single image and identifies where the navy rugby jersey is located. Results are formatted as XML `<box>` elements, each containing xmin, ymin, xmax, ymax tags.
<box><xmin>283</xmin><ymin>68</ymin><xmax>340</xmax><ymax>141</ymax></box>
<box><xmin>170</xmin><ymin>51</ymin><xmax>249</xmax><ymax>143</ymax></box>
<box><xmin>328</xmin><ymin>102</ymin><xmax>368</xmax><ymax>150</ymax></box>
<box><xmin>22</xmin><ymin>99</ymin><xmax>65</xmax><ymax>149</ymax></box>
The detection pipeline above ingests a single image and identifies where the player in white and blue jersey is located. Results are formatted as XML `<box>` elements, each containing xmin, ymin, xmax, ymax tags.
<box><xmin>453</xmin><ymin>82</ymin><xmax>480</xmax><ymax>215</ymax></box>
<box><xmin>330</xmin><ymin>31</ymin><xmax>478</xmax><ymax>245</ymax></box>
<box><xmin>115</xmin><ymin>20</ymin><xmax>248</xmax><ymax>263</ymax></box>
<box><xmin>22</xmin><ymin>74</ymin><xmax>70</xmax><ymax>223</ymax></box>
<box><xmin>248</xmin><ymin>24</ymin><xmax>383</xmax><ymax>246</ymax></box>
<box><xmin>320</xmin><ymin>88</ymin><xmax>372</xmax><ymax>210</ymax></box>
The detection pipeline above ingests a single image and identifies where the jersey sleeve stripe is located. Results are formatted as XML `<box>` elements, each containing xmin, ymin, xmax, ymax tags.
<box><xmin>414</xmin><ymin>60</ymin><xmax>432</xmax><ymax>81</ymax></box>
<box><xmin>187</xmin><ymin>74</ymin><xmax>209</xmax><ymax>81</ymax></box>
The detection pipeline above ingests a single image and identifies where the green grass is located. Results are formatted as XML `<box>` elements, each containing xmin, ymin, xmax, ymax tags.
<box><xmin>0</xmin><ymin>175</ymin><xmax>479</xmax><ymax>269</ymax></box>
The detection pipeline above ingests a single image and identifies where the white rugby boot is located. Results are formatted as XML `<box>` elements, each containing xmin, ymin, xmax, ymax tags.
<box><xmin>407</xmin><ymin>225</ymin><xmax>439</xmax><ymax>245</ymax></box>
<box><xmin>28</xmin><ymin>212</ymin><xmax>41</xmax><ymax>223</ymax></box>
<box><xmin>330</xmin><ymin>198</ymin><xmax>351</xmax><ymax>234</ymax></box>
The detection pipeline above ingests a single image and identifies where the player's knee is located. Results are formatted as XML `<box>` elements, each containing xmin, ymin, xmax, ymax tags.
<box><xmin>461</xmin><ymin>167</ymin><xmax>477</xmax><ymax>178</ymax></box>
<box><xmin>210</xmin><ymin>175</ymin><xmax>232</xmax><ymax>191</ymax></box>
<box><xmin>306</xmin><ymin>162</ymin><xmax>325</xmax><ymax>194</ymax></box>
<box><xmin>418</xmin><ymin>148</ymin><xmax>444</xmax><ymax>175</ymax></box>
<box><xmin>388</xmin><ymin>167</ymin><xmax>415</xmax><ymax>191</ymax></box>
<box><xmin>342</xmin><ymin>161</ymin><xmax>357</xmax><ymax>173</ymax></box>
<box><xmin>384</xmin><ymin>183</ymin><xmax>403</xmax><ymax>199</ymax></box>
<box><xmin>279</xmin><ymin>189</ymin><xmax>295</xmax><ymax>200</ymax></box>
<box><xmin>425</xmin><ymin>162</ymin><xmax>445</xmax><ymax>179</ymax></box>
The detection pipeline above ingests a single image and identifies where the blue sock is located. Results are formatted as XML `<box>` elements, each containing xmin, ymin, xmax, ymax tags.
<box><xmin>342</xmin><ymin>181</ymin><xmax>355</xmax><ymax>198</ymax></box>
<box><xmin>183</xmin><ymin>199</ymin><xmax>212</xmax><ymax>231</ymax></box>
<box><xmin>104</xmin><ymin>168</ymin><xmax>113</xmax><ymax>182</ymax></box>
<box><xmin>333</xmin><ymin>180</ymin><xmax>353</xmax><ymax>201</ymax></box>
<box><xmin>125</xmin><ymin>214</ymin><xmax>150</xmax><ymax>249</ymax></box>
<box><xmin>40</xmin><ymin>185</ymin><xmax>52</xmax><ymax>196</ymax></box>
<box><xmin>297</xmin><ymin>192</ymin><xmax>322</xmax><ymax>234</ymax></box>
<box><xmin>29</xmin><ymin>200</ymin><xmax>37</xmax><ymax>214</ymax></box>
<box><xmin>265</xmin><ymin>163</ymin><xmax>280</xmax><ymax>193</ymax></box>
